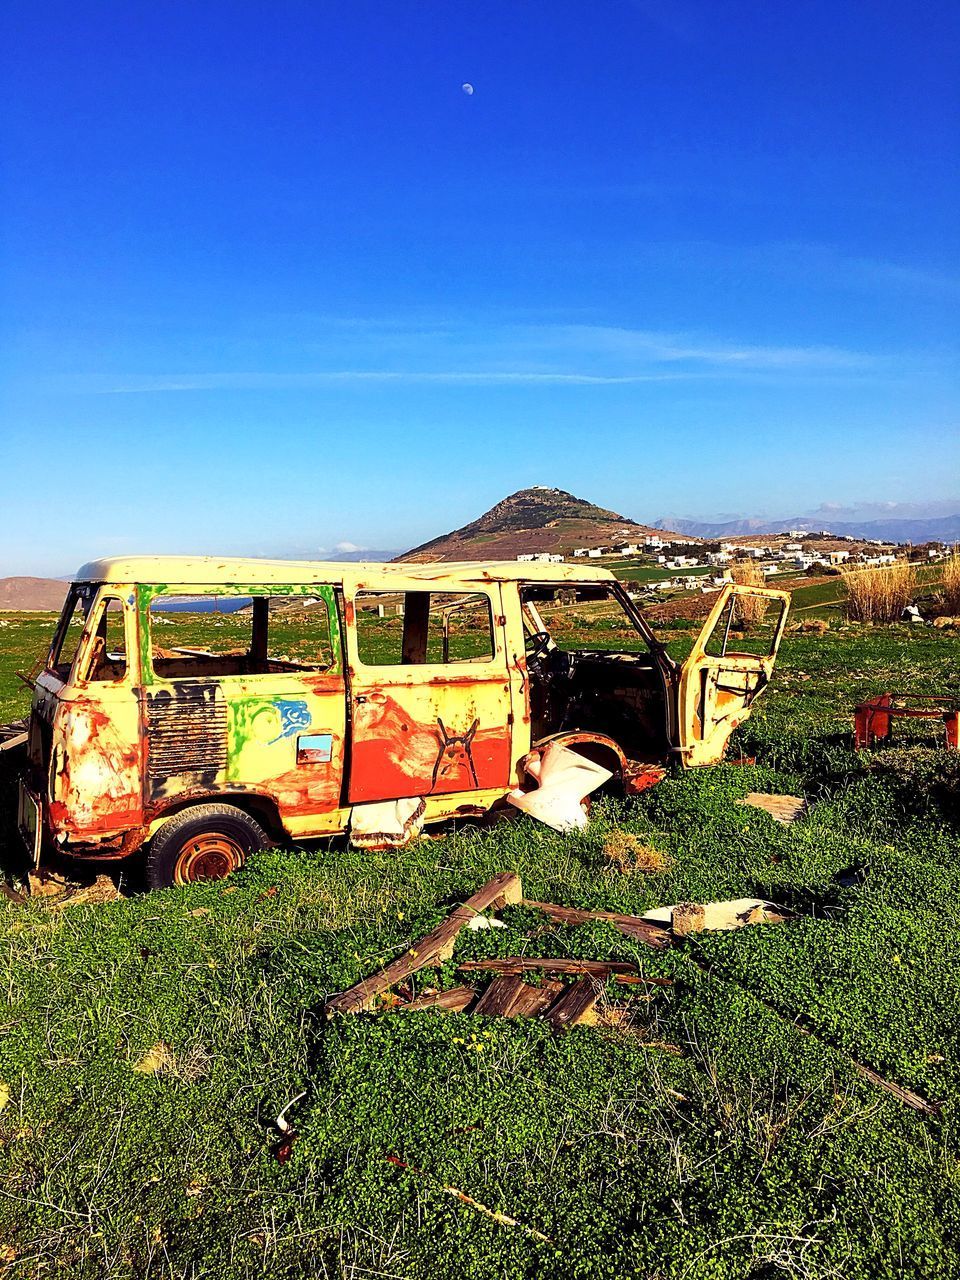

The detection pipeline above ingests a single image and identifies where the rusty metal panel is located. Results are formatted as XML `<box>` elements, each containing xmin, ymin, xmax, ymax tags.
<box><xmin>146</xmin><ymin>686</ymin><xmax>228</xmax><ymax>785</ymax></box>
<box><xmin>348</xmin><ymin>682</ymin><xmax>513</xmax><ymax>803</ymax></box>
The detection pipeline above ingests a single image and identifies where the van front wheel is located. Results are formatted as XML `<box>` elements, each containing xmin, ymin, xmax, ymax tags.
<box><xmin>145</xmin><ymin>804</ymin><xmax>269</xmax><ymax>889</ymax></box>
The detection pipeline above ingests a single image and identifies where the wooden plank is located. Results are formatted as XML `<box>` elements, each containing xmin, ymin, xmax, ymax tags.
<box><xmin>326</xmin><ymin>871</ymin><xmax>522</xmax><ymax>1014</ymax></box>
<box><xmin>523</xmin><ymin>899</ymin><xmax>673</xmax><ymax>950</ymax></box>
<box><xmin>508</xmin><ymin>979</ymin><xmax>564</xmax><ymax>1017</ymax></box>
<box><xmin>459</xmin><ymin>957</ymin><xmax>636</xmax><ymax>977</ymax></box>
<box><xmin>738</xmin><ymin>792</ymin><xmax>806</xmax><ymax>824</ymax></box>
<box><xmin>400</xmin><ymin>986</ymin><xmax>477</xmax><ymax>1013</ymax></box>
<box><xmin>544</xmin><ymin>977</ymin><xmax>601</xmax><ymax>1030</ymax></box>
<box><xmin>0</xmin><ymin>731</ymin><xmax>27</xmax><ymax>754</ymax></box>
<box><xmin>473</xmin><ymin>974</ymin><xmax>528</xmax><ymax>1017</ymax></box>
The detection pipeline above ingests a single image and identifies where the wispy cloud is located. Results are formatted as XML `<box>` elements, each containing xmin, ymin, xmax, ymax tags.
<box><xmin>622</xmin><ymin>240</ymin><xmax>960</xmax><ymax>299</ymax></box>
<box><xmin>90</xmin><ymin>370</ymin><xmax>708</xmax><ymax>393</ymax></box>
<box><xmin>66</xmin><ymin>318</ymin><xmax>875</xmax><ymax>395</ymax></box>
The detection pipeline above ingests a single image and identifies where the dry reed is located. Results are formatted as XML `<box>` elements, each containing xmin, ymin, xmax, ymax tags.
<box><xmin>841</xmin><ymin>561</ymin><xmax>916</xmax><ymax>623</ymax></box>
<box><xmin>941</xmin><ymin>552</ymin><xmax>960</xmax><ymax>615</ymax></box>
<box><xmin>730</xmin><ymin>560</ymin><xmax>769</xmax><ymax>626</ymax></box>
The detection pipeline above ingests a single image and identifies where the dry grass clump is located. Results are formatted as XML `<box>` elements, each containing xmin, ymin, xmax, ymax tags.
<box><xmin>730</xmin><ymin>560</ymin><xmax>769</xmax><ymax>626</ymax></box>
<box><xmin>602</xmin><ymin>831</ymin><xmax>672</xmax><ymax>875</ymax></box>
<box><xmin>942</xmin><ymin>552</ymin><xmax>960</xmax><ymax>614</ymax></box>
<box><xmin>841</xmin><ymin>561</ymin><xmax>916</xmax><ymax>623</ymax></box>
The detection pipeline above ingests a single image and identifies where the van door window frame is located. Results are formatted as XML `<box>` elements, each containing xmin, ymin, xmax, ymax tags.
<box><xmin>351</xmin><ymin>588</ymin><xmax>503</xmax><ymax>670</ymax></box>
<box><xmin>74</xmin><ymin>592</ymin><xmax>134</xmax><ymax>686</ymax></box>
<box><xmin>139</xmin><ymin>583</ymin><xmax>343</xmax><ymax>685</ymax></box>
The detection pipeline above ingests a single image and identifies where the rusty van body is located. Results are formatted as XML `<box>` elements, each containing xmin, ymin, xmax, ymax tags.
<box><xmin>18</xmin><ymin>557</ymin><xmax>789</xmax><ymax>887</ymax></box>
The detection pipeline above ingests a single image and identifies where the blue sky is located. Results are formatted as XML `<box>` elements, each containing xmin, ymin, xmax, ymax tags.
<box><xmin>1</xmin><ymin>0</ymin><xmax>958</xmax><ymax>575</ymax></box>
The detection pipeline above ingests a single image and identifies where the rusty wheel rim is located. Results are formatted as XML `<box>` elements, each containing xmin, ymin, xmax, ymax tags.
<box><xmin>173</xmin><ymin>833</ymin><xmax>245</xmax><ymax>885</ymax></box>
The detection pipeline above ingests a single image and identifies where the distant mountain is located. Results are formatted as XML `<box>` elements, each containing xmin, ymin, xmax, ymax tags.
<box><xmin>326</xmin><ymin>548</ymin><xmax>404</xmax><ymax>562</ymax></box>
<box><xmin>0</xmin><ymin>577</ymin><xmax>69</xmax><ymax>611</ymax></box>
<box><xmin>655</xmin><ymin>514</ymin><xmax>960</xmax><ymax>543</ymax></box>
<box><xmin>400</xmin><ymin>486</ymin><xmax>684</xmax><ymax>563</ymax></box>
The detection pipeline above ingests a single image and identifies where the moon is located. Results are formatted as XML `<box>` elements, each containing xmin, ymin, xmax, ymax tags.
<box><xmin>461</xmin><ymin>82</ymin><xmax>474</xmax><ymax>96</ymax></box>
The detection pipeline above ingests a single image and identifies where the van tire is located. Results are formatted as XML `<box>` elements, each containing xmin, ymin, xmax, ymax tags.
<box><xmin>145</xmin><ymin>803</ymin><xmax>269</xmax><ymax>889</ymax></box>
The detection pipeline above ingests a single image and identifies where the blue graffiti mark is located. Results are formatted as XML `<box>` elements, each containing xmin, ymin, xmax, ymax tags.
<box><xmin>268</xmin><ymin>699</ymin><xmax>312</xmax><ymax>744</ymax></box>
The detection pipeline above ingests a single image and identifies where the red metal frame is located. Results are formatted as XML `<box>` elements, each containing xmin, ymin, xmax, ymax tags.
<box><xmin>853</xmin><ymin>693</ymin><xmax>960</xmax><ymax>751</ymax></box>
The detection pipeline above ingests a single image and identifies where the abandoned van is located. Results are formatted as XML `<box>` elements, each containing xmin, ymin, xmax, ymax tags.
<box><xmin>18</xmin><ymin>557</ymin><xmax>789</xmax><ymax>887</ymax></box>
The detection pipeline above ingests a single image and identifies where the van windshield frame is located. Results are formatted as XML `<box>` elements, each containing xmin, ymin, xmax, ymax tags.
<box><xmin>48</xmin><ymin>583</ymin><xmax>99</xmax><ymax>681</ymax></box>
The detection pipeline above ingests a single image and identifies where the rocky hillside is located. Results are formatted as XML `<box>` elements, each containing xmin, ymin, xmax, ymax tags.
<box><xmin>400</xmin><ymin>486</ymin><xmax>680</xmax><ymax>563</ymax></box>
<box><xmin>0</xmin><ymin>577</ymin><xmax>69</xmax><ymax>611</ymax></box>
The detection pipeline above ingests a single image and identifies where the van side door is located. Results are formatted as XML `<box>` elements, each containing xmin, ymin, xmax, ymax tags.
<box><xmin>141</xmin><ymin>584</ymin><xmax>347</xmax><ymax>828</ymax></box>
<box><xmin>676</xmin><ymin>584</ymin><xmax>790</xmax><ymax>766</ymax></box>
<box><xmin>345</xmin><ymin>585</ymin><xmax>513</xmax><ymax>803</ymax></box>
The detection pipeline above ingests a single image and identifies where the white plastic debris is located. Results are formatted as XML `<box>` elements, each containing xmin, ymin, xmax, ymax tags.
<box><xmin>350</xmin><ymin>797</ymin><xmax>426</xmax><ymax>850</ymax></box>
<box><xmin>507</xmin><ymin>740</ymin><xmax>613</xmax><ymax>833</ymax></box>
<box><xmin>465</xmin><ymin>914</ymin><xmax>508</xmax><ymax>932</ymax></box>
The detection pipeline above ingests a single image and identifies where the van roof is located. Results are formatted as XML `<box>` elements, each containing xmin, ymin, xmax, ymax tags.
<box><xmin>74</xmin><ymin>555</ymin><xmax>617</xmax><ymax>589</ymax></box>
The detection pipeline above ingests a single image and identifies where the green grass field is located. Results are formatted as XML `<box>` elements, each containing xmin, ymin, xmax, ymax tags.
<box><xmin>1</xmin><ymin>610</ymin><xmax>959</xmax><ymax>1278</ymax></box>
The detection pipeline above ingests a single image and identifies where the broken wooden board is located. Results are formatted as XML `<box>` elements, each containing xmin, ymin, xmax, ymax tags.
<box><xmin>459</xmin><ymin>957</ymin><xmax>638</xmax><ymax>977</ymax></box>
<box><xmin>508</xmin><ymin>978</ymin><xmax>564</xmax><ymax>1017</ymax></box>
<box><xmin>640</xmin><ymin>898</ymin><xmax>792</xmax><ymax>934</ymax></box>
<box><xmin>544</xmin><ymin>977</ymin><xmax>602</xmax><ymax>1031</ymax></box>
<box><xmin>326</xmin><ymin>871</ymin><xmax>522</xmax><ymax>1015</ymax></box>
<box><xmin>399</xmin><ymin>986</ymin><xmax>477</xmax><ymax>1013</ymax></box>
<box><xmin>523</xmin><ymin>899</ymin><xmax>674</xmax><ymax>949</ymax></box>
<box><xmin>472</xmin><ymin>974</ymin><xmax>528</xmax><ymax>1017</ymax></box>
<box><xmin>738</xmin><ymin>792</ymin><xmax>807</xmax><ymax>824</ymax></box>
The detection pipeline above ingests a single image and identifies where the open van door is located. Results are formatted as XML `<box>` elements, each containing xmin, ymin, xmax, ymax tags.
<box><xmin>677</xmin><ymin>584</ymin><xmax>790</xmax><ymax>766</ymax></box>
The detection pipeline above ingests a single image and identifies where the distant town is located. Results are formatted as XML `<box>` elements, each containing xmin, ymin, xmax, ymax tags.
<box><xmin>516</xmin><ymin>529</ymin><xmax>954</xmax><ymax>603</ymax></box>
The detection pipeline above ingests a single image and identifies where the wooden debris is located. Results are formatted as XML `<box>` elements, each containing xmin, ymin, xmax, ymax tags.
<box><xmin>38</xmin><ymin>875</ymin><xmax>122</xmax><ymax>909</ymax></box>
<box><xmin>472</xmin><ymin>974</ymin><xmax>528</xmax><ymax>1017</ymax></box>
<box><xmin>400</xmin><ymin>986</ymin><xmax>477</xmax><ymax>1014</ymax></box>
<box><xmin>0</xmin><ymin>883</ymin><xmax>27</xmax><ymax>906</ymax></box>
<box><xmin>27</xmin><ymin>870</ymin><xmax>73</xmax><ymax>899</ymax></box>
<box><xmin>642</xmin><ymin>898</ymin><xmax>792</xmax><ymax>933</ymax></box>
<box><xmin>459</xmin><ymin>957</ymin><xmax>637</xmax><ymax>977</ymax></box>
<box><xmin>385</xmin><ymin>1156</ymin><xmax>552</xmax><ymax>1243</ymax></box>
<box><xmin>326</xmin><ymin>871</ymin><xmax>522</xmax><ymax>1015</ymax></box>
<box><xmin>544</xmin><ymin>977</ymin><xmax>602</xmax><ymax>1031</ymax></box>
<box><xmin>508</xmin><ymin>978</ymin><xmax>564</xmax><ymax>1017</ymax></box>
<box><xmin>685</xmin><ymin>951</ymin><xmax>941</xmax><ymax>1117</ymax></box>
<box><xmin>523</xmin><ymin>899</ymin><xmax>673</xmax><ymax>949</ymax></box>
<box><xmin>739</xmin><ymin>792</ymin><xmax>807</xmax><ymax>824</ymax></box>
<box><xmin>852</xmin><ymin>1061</ymin><xmax>939</xmax><ymax>1116</ymax></box>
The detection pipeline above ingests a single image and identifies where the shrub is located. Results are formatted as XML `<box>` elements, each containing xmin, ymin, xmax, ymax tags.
<box><xmin>841</xmin><ymin>561</ymin><xmax>916</xmax><ymax>623</ymax></box>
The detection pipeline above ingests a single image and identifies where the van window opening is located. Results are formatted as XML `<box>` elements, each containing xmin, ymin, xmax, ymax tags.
<box><xmin>148</xmin><ymin>592</ymin><xmax>335</xmax><ymax>679</ymax></box>
<box><xmin>519</xmin><ymin>583</ymin><xmax>658</xmax><ymax>657</ymax></box>
<box><xmin>355</xmin><ymin>591</ymin><xmax>495</xmax><ymax>666</ymax></box>
<box><xmin>84</xmin><ymin>598</ymin><xmax>128</xmax><ymax>682</ymax></box>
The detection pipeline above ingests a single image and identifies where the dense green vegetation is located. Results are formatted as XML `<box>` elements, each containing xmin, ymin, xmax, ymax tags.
<box><xmin>0</xmin><ymin>611</ymin><xmax>958</xmax><ymax>1278</ymax></box>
